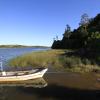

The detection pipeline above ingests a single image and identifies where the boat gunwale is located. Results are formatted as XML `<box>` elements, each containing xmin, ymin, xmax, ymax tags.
<box><xmin>0</xmin><ymin>68</ymin><xmax>47</xmax><ymax>77</ymax></box>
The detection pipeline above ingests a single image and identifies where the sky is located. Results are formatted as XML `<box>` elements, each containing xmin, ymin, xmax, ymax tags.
<box><xmin>0</xmin><ymin>0</ymin><xmax>100</xmax><ymax>46</ymax></box>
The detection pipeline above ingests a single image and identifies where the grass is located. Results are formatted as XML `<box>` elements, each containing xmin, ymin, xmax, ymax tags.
<box><xmin>8</xmin><ymin>49</ymin><xmax>100</xmax><ymax>73</ymax></box>
<box><xmin>8</xmin><ymin>50</ymin><xmax>64</xmax><ymax>68</ymax></box>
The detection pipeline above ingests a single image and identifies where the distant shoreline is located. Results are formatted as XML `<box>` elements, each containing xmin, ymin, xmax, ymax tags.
<box><xmin>0</xmin><ymin>45</ymin><xmax>50</xmax><ymax>48</ymax></box>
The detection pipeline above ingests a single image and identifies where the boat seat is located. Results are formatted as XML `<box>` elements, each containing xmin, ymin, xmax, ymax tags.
<box><xmin>2</xmin><ymin>71</ymin><xmax>7</xmax><ymax>76</ymax></box>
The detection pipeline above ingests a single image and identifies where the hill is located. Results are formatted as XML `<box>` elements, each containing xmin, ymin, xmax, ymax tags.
<box><xmin>0</xmin><ymin>45</ymin><xmax>49</xmax><ymax>48</ymax></box>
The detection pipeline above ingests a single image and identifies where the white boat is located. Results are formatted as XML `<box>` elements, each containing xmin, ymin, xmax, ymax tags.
<box><xmin>0</xmin><ymin>57</ymin><xmax>48</xmax><ymax>82</ymax></box>
<box><xmin>0</xmin><ymin>68</ymin><xmax>48</xmax><ymax>82</ymax></box>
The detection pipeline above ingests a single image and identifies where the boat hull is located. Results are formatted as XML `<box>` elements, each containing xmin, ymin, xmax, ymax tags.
<box><xmin>0</xmin><ymin>68</ymin><xmax>48</xmax><ymax>82</ymax></box>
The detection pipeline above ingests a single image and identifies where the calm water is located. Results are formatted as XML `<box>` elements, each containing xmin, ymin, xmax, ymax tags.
<box><xmin>0</xmin><ymin>73</ymin><xmax>100</xmax><ymax>100</ymax></box>
<box><xmin>0</xmin><ymin>48</ymin><xmax>100</xmax><ymax>100</ymax></box>
<box><xmin>0</xmin><ymin>47</ymin><xmax>48</xmax><ymax>69</ymax></box>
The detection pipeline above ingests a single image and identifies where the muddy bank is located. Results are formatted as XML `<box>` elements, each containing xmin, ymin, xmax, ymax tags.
<box><xmin>44</xmin><ymin>72</ymin><xmax>100</xmax><ymax>90</ymax></box>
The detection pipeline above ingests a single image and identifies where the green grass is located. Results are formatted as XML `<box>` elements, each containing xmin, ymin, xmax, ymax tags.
<box><xmin>8</xmin><ymin>50</ymin><xmax>64</xmax><ymax>68</ymax></box>
<box><xmin>8</xmin><ymin>49</ymin><xmax>100</xmax><ymax>73</ymax></box>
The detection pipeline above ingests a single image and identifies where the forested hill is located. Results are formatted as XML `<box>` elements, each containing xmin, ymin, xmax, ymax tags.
<box><xmin>52</xmin><ymin>13</ymin><xmax>100</xmax><ymax>50</ymax></box>
<box><xmin>0</xmin><ymin>45</ymin><xmax>49</xmax><ymax>48</ymax></box>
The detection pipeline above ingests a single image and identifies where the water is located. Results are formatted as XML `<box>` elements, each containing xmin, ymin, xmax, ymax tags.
<box><xmin>0</xmin><ymin>73</ymin><xmax>100</xmax><ymax>100</ymax></box>
<box><xmin>0</xmin><ymin>48</ymin><xmax>100</xmax><ymax>100</ymax></box>
<box><xmin>0</xmin><ymin>47</ymin><xmax>49</xmax><ymax>69</ymax></box>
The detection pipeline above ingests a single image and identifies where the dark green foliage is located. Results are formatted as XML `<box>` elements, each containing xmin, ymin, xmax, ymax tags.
<box><xmin>88</xmin><ymin>14</ymin><xmax>100</xmax><ymax>32</ymax></box>
<box><xmin>63</xmin><ymin>24</ymin><xmax>71</xmax><ymax>39</ymax></box>
<box><xmin>51</xmin><ymin>40</ymin><xmax>62</xmax><ymax>49</ymax></box>
<box><xmin>52</xmin><ymin>13</ymin><xmax>100</xmax><ymax>50</ymax></box>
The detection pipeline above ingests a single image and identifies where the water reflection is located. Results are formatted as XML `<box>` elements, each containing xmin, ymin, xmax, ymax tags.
<box><xmin>0</xmin><ymin>78</ymin><xmax>47</xmax><ymax>100</ymax></box>
<box><xmin>19</xmin><ymin>84</ymin><xmax>100</xmax><ymax>100</ymax></box>
<box><xmin>0</xmin><ymin>83</ymin><xmax>100</xmax><ymax>100</ymax></box>
<box><xmin>0</xmin><ymin>73</ymin><xmax>100</xmax><ymax>100</ymax></box>
<box><xmin>0</xmin><ymin>78</ymin><xmax>47</xmax><ymax>88</ymax></box>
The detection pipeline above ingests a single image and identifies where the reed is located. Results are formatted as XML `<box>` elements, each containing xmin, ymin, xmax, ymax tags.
<box><xmin>8</xmin><ymin>50</ymin><xmax>100</xmax><ymax>73</ymax></box>
<box><xmin>8</xmin><ymin>50</ymin><xmax>64</xmax><ymax>68</ymax></box>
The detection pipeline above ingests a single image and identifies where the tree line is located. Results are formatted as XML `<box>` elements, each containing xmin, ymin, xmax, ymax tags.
<box><xmin>52</xmin><ymin>13</ymin><xmax>100</xmax><ymax>51</ymax></box>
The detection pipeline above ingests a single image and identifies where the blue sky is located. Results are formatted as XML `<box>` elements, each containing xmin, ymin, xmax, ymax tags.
<box><xmin>0</xmin><ymin>0</ymin><xmax>100</xmax><ymax>46</ymax></box>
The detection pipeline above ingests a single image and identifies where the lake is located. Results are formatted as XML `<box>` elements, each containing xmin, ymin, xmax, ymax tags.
<box><xmin>0</xmin><ymin>48</ymin><xmax>100</xmax><ymax>100</ymax></box>
<box><xmin>0</xmin><ymin>47</ymin><xmax>49</xmax><ymax>70</ymax></box>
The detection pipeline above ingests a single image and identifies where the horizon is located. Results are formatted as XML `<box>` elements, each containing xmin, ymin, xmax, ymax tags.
<box><xmin>0</xmin><ymin>0</ymin><xmax>100</xmax><ymax>46</ymax></box>
<box><xmin>0</xmin><ymin>44</ymin><xmax>50</xmax><ymax>47</ymax></box>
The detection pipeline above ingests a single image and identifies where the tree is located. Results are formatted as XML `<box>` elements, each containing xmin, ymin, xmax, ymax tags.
<box><xmin>79</xmin><ymin>13</ymin><xmax>89</xmax><ymax>26</ymax></box>
<box><xmin>88</xmin><ymin>31</ymin><xmax>100</xmax><ymax>40</ymax></box>
<box><xmin>79</xmin><ymin>13</ymin><xmax>90</xmax><ymax>32</ymax></box>
<box><xmin>63</xmin><ymin>24</ymin><xmax>71</xmax><ymax>39</ymax></box>
<box><xmin>56</xmin><ymin>35</ymin><xmax>58</xmax><ymax>40</ymax></box>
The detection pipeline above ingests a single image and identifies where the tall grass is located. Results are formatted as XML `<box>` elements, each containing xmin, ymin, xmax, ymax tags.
<box><xmin>8</xmin><ymin>50</ymin><xmax>64</xmax><ymax>68</ymax></box>
<box><xmin>8</xmin><ymin>49</ymin><xmax>100</xmax><ymax>72</ymax></box>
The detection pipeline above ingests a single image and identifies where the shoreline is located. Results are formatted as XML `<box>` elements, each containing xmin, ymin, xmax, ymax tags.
<box><xmin>0</xmin><ymin>45</ymin><xmax>50</xmax><ymax>48</ymax></box>
<box><xmin>8</xmin><ymin>49</ymin><xmax>100</xmax><ymax>73</ymax></box>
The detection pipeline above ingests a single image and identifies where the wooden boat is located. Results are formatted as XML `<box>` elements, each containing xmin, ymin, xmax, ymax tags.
<box><xmin>0</xmin><ymin>68</ymin><xmax>48</xmax><ymax>82</ymax></box>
